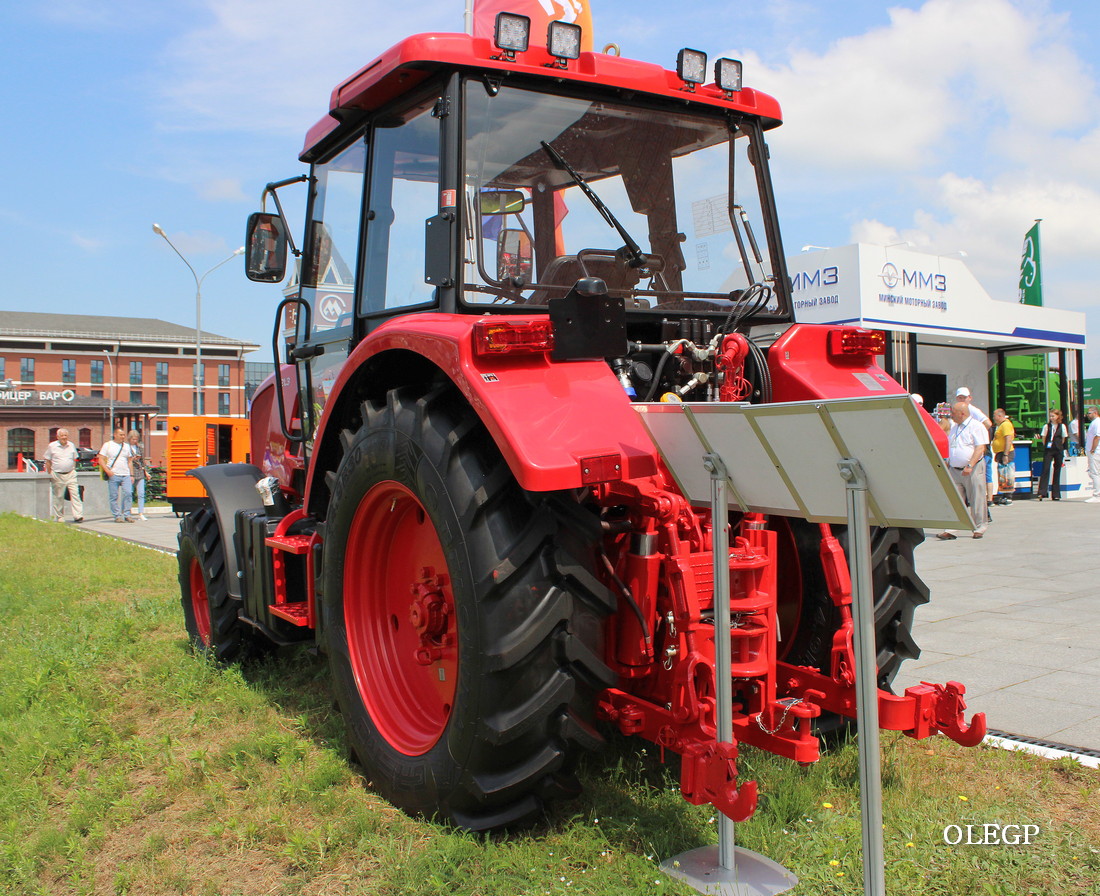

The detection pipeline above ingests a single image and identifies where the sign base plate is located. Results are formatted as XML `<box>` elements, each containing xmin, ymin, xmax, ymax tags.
<box><xmin>660</xmin><ymin>844</ymin><xmax>797</xmax><ymax>896</ymax></box>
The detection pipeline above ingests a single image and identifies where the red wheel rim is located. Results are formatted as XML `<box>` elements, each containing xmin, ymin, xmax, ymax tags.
<box><xmin>345</xmin><ymin>481</ymin><xmax>458</xmax><ymax>755</ymax></box>
<box><xmin>189</xmin><ymin>556</ymin><xmax>212</xmax><ymax>646</ymax></box>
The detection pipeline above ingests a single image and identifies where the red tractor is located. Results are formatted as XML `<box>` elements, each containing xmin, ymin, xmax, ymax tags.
<box><xmin>178</xmin><ymin>16</ymin><xmax>984</xmax><ymax>831</ymax></box>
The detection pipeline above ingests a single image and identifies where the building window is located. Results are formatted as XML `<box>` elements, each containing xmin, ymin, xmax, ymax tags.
<box><xmin>79</xmin><ymin>428</ymin><xmax>92</xmax><ymax>449</ymax></box>
<box><xmin>194</xmin><ymin>393</ymin><xmax>205</xmax><ymax>415</ymax></box>
<box><xmin>218</xmin><ymin>392</ymin><xmax>231</xmax><ymax>415</ymax></box>
<box><xmin>155</xmin><ymin>419</ymin><xmax>167</xmax><ymax>432</ymax></box>
<box><xmin>91</xmin><ymin>389</ymin><xmax>104</xmax><ymax>399</ymax></box>
<box><xmin>130</xmin><ymin>390</ymin><xmax>143</xmax><ymax>404</ymax></box>
<box><xmin>0</xmin><ymin>357</ymin><xmax>5</xmax><ymax>380</ymax></box>
<box><xmin>130</xmin><ymin>361</ymin><xmax>143</xmax><ymax>385</ymax></box>
<box><xmin>156</xmin><ymin>361</ymin><xmax>169</xmax><ymax>386</ymax></box>
<box><xmin>20</xmin><ymin>358</ymin><xmax>34</xmax><ymax>383</ymax></box>
<box><xmin>91</xmin><ymin>359</ymin><xmax>104</xmax><ymax>384</ymax></box>
<box><xmin>8</xmin><ymin>427</ymin><xmax>34</xmax><ymax>470</ymax></box>
<box><xmin>156</xmin><ymin>391</ymin><xmax>169</xmax><ymax>414</ymax></box>
<box><xmin>218</xmin><ymin>363</ymin><xmax>230</xmax><ymax>387</ymax></box>
<box><xmin>62</xmin><ymin>359</ymin><xmax>77</xmax><ymax>384</ymax></box>
<box><xmin>194</xmin><ymin>362</ymin><xmax>205</xmax><ymax>387</ymax></box>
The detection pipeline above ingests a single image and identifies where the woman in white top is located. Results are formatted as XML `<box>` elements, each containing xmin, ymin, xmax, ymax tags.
<box><xmin>128</xmin><ymin>430</ymin><xmax>148</xmax><ymax>520</ymax></box>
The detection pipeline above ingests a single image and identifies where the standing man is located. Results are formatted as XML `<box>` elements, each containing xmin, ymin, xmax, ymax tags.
<box><xmin>43</xmin><ymin>428</ymin><xmax>84</xmax><ymax>523</ymax></box>
<box><xmin>938</xmin><ymin>400</ymin><xmax>990</xmax><ymax>540</ymax></box>
<box><xmin>1086</xmin><ymin>406</ymin><xmax>1100</xmax><ymax>504</ymax></box>
<box><xmin>99</xmin><ymin>426</ymin><xmax>134</xmax><ymax>523</ymax></box>
<box><xmin>990</xmin><ymin>409</ymin><xmax>1015</xmax><ymax>505</ymax></box>
<box><xmin>956</xmin><ymin>387</ymin><xmax>994</xmax><ymax>514</ymax></box>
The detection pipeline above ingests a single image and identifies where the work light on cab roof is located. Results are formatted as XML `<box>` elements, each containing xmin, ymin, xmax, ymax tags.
<box><xmin>547</xmin><ymin>20</ymin><xmax>582</xmax><ymax>65</ymax></box>
<box><xmin>493</xmin><ymin>11</ymin><xmax>530</xmax><ymax>58</ymax></box>
<box><xmin>676</xmin><ymin>47</ymin><xmax>708</xmax><ymax>87</ymax></box>
<box><xmin>715</xmin><ymin>57</ymin><xmax>743</xmax><ymax>96</ymax></box>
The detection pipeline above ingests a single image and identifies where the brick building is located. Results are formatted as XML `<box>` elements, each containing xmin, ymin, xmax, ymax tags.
<box><xmin>0</xmin><ymin>312</ymin><xmax>259</xmax><ymax>469</ymax></box>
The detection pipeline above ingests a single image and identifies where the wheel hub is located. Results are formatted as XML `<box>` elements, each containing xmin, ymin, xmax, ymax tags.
<box><xmin>410</xmin><ymin>567</ymin><xmax>452</xmax><ymax>664</ymax></box>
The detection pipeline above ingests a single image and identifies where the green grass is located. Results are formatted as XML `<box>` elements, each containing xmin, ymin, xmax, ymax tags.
<box><xmin>0</xmin><ymin>511</ymin><xmax>1097</xmax><ymax>895</ymax></box>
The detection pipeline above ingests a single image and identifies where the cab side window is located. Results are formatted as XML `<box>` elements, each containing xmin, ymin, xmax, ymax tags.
<box><xmin>301</xmin><ymin>139</ymin><xmax>366</xmax><ymax>336</ymax></box>
<box><xmin>362</xmin><ymin>101</ymin><xmax>441</xmax><ymax>315</ymax></box>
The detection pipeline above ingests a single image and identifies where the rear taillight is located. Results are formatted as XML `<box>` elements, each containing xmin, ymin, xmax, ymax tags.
<box><xmin>829</xmin><ymin>327</ymin><xmax>886</xmax><ymax>356</ymax></box>
<box><xmin>473</xmin><ymin>320</ymin><xmax>554</xmax><ymax>356</ymax></box>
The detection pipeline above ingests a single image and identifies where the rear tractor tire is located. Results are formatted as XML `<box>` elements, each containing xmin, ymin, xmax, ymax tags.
<box><xmin>321</xmin><ymin>383</ymin><xmax>614</xmax><ymax>831</ymax></box>
<box><xmin>177</xmin><ymin>506</ymin><xmax>251</xmax><ymax>664</ymax></box>
<box><xmin>776</xmin><ymin>519</ymin><xmax>928</xmax><ymax>689</ymax></box>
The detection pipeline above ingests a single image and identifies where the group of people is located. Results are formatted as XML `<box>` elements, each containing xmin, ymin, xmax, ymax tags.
<box><xmin>98</xmin><ymin>427</ymin><xmax>149</xmax><ymax>523</ymax></box>
<box><xmin>43</xmin><ymin>427</ymin><xmax>149</xmax><ymax>524</ymax></box>
<box><xmin>937</xmin><ymin>387</ymin><xmax>1100</xmax><ymax>541</ymax></box>
<box><xmin>1035</xmin><ymin>406</ymin><xmax>1100</xmax><ymax>503</ymax></box>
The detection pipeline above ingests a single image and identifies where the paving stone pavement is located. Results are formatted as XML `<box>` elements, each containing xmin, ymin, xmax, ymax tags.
<box><xmin>893</xmin><ymin>493</ymin><xmax>1100</xmax><ymax>753</ymax></box>
<box><xmin>71</xmin><ymin>491</ymin><xmax>1100</xmax><ymax>752</ymax></box>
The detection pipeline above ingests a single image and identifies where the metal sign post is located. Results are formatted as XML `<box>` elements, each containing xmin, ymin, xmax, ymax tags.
<box><xmin>839</xmin><ymin>459</ymin><xmax>886</xmax><ymax>896</ymax></box>
<box><xmin>659</xmin><ymin>451</ymin><xmax>798</xmax><ymax>896</ymax></box>
<box><xmin>636</xmin><ymin>395</ymin><xmax>971</xmax><ymax>896</ymax></box>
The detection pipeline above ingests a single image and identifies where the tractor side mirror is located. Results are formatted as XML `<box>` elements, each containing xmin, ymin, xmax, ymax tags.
<box><xmin>497</xmin><ymin>228</ymin><xmax>533</xmax><ymax>284</ymax></box>
<box><xmin>245</xmin><ymin>212</ymin><xmax>288</xmax><ymax>283</ymax></box>
<box><xmin>480</xmin><ymin>190</ymin><xmax>525</xmax><ymax>216</ymax></box>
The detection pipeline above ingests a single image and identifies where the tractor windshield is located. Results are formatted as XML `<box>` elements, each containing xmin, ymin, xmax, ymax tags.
<box><xmin>462</xmin><ymin>80</ymin><xmax>790</xmax><ymax>318</ymax></box>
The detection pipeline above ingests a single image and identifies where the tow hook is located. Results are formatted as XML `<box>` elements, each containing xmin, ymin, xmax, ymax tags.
<box><xmin>679</xmin><ymin>742</ymin><xmax>759</xmax><ymax>822</ymax></box>
<box><xmin>931</xmin><ymin>680</ymin><xmax>987</xmax><ymax>746</ymax></box>
<box><xmin>904</xmin><ymin>680</ymin><xmax>987</xmax><ymax>746</ymax></box>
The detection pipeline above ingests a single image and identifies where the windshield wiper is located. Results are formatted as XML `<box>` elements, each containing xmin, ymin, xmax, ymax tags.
<box><xmin>540</xmin><ymin>140</ymin><xmax>648</xmax><ymax>269</ymax></box>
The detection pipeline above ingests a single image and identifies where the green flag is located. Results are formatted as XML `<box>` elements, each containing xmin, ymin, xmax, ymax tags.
<box><xmin>1019</xmin><ymin>221</ymin><xmax>1042</xmax><ymax>306</ymax></box>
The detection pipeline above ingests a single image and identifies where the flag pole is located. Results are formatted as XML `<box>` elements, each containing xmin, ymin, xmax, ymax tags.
<box><xmin>465</xmin><ymin>0</ymin><xmax>473</xmax><ymax>35</ymax></box>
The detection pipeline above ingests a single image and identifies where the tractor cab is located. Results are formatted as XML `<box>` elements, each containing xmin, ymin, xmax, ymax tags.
<box><xmin>246</xmin><ymin>24</ymin><xmax>796</xmax><ymax>444</ymax></box>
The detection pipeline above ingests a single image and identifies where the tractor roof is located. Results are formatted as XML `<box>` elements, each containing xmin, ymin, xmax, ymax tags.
<box><xmin>301</xmin><ymin>32</ymin><xmax>782</xmax><ymax>162</ymax></box>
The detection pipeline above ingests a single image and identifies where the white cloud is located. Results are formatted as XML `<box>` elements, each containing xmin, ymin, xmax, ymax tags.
<box><xmin>71</xmin><ymin>233</ymin><xmax>108</xmax><ymax>252</ymax></box>
<box><xmin>199</xmin><ymin>177</ymin><xmax>249</xmax><ymax>202</ymax></box>
<box><xmin>853</xmin><ymin>171</ymin><xmax>1100</xmax><ymax>299</ymax></box>
<box><xmin>157</xmin><ymin>0</ymin><xmax>459</xmax><ymax>136</ymax></box>
<box><xmin>33</xmin><ymin>0</ymin><xmax>165</xmax><ymax>31</ymax></box>
<box><xmin>741</xmin><ymin>0</ymin><xmax>1091</xmax><ymax>172</ymax></box>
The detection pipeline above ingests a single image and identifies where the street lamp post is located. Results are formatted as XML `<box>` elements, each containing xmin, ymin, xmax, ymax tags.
<box><xmin>101</xmin><ymin>349</ymin><xmax>114</xmax><ymax>436</ymax></box>
<box><xmin>152</xmin><ymin>224</ymin><xmax>244</xmax><ymax>416</ymax></box>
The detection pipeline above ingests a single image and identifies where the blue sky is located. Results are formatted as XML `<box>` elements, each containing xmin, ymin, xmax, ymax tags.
<box><xmin>3</xmin><ymin>0</ymin><xmax>1098</xmax><ymax>374</ymax></box>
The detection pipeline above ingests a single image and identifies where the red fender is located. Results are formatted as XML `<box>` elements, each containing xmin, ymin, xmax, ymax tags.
<box><xmin>769</xmin><ymin>324</ymin><xmax>949</xmax><ymax>457</ymax></box>
<box><xmin>249</xmin><ymin>365</ymin><xmax>307</xmax><ymax>496</ymax></box>
<box><xmin>306</xmin><ymin>313</ymin><xmax>659</xmax><ymax>498</ymax></box>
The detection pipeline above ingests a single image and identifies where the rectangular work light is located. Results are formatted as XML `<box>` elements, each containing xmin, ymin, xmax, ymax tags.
<box><xmin>829</xmin><ymin>327</ymin><xmax>886</xmax><ymax>357</ymax></box>
<box><xmin>473</xmin><ymin>319</ymin><xmax>554</xmax><ymax>356</ymax></box>
<box><xmin>547</xmin><ymin>20</ymin><xmax>582</xmax><ymax>63</ymax></box>
<box><xmin>676</xmin><ymin>48</ymin><xmax>708</xmax><ymax>86</ymax></box>
<box><xmin>494</xmin><ymin>12</ymin><xmax>530</xmax><ymax>56</ymax></box>
<box><xmin>715</xmin><ymin>57</ymin><xmax>743</xmax><ymax>94</ymax></box>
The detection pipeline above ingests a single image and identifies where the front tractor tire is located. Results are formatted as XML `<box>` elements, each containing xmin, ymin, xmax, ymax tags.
<box><xmin>177</xmin><ymin>506</ymin><xmax>250</xmax><ymax>664</ymax></box>
<box><xmin>322</xmin><ymin>383</ymin><xmax>613</xmax><ymax>831</ymax></box>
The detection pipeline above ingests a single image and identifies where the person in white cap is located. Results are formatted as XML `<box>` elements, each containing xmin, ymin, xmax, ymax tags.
<box><xmin>938</xmin><ymin>400</ymin><xmax>990</xmax><ymax>539</ymax></box>
<box><xmin>956</xmin><ymin>387</ymin><xmax>994</xmax><ymax>511</ymax></box>
<box><xmin>955</xmin><ymin>387</ymin><xmax>991</xmax><ymax>430</ymax></box>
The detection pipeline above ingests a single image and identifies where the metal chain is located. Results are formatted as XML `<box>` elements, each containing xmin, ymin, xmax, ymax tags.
<box><xmin>756</xmin><ymin>697</ymin><xmax>803</xmax><ymax>735</ymax></box>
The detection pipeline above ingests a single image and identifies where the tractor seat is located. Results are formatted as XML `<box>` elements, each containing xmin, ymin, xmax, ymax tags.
<box><xmin>527</xmin><ymin>251</ymin><xmax>642</xmax><ymax>304</ymax></box>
